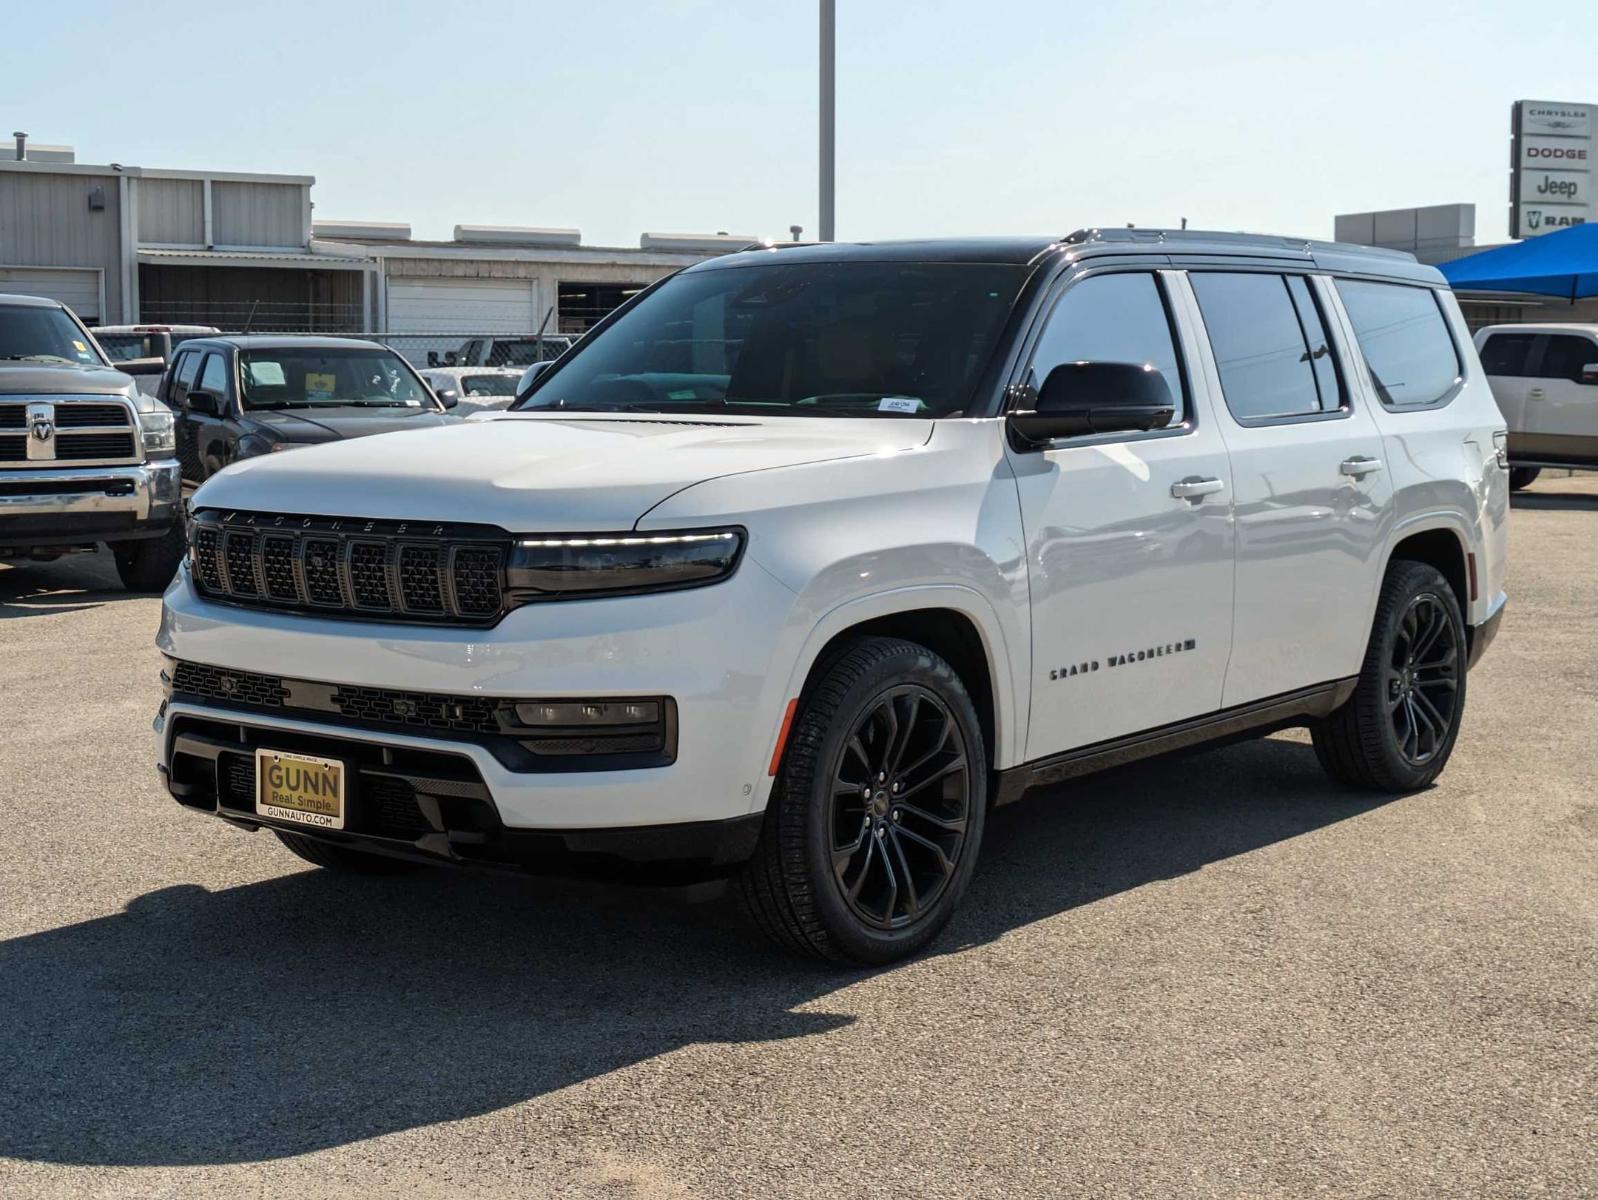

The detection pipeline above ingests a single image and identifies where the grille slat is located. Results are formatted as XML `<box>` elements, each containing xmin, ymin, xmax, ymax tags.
<box><xmin>55</xmin><ymin>432</ymin><xmax>137</xmax><ymax>461</ymax></box>
<box><xmin>189</xmin><ymin>510</ymin><xmax>507</xmax><ymax>626</ymax></box>
<box><xmin>55</xmin><ymin>404</ymin><xmax>132</xmax><ymax>429</ymax></box>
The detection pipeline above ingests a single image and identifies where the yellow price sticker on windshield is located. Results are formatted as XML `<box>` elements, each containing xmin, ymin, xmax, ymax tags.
<box><xmin>305</xmin><ymin>372</ymin><xmax>336</xmax><ymax>398</ymax></box>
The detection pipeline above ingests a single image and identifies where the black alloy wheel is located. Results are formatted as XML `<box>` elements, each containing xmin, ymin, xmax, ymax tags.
<box><xmin>1385</xmin><ymin>592</ymin><xmax>1461</xmax><ymax>766</ymax></box>
<box><xmin>739</xmin><ymin>636</ymin><xmax>987</xmax><ymax>963</ymax></box>
<box><xmin>827</xmin><ymin>685</ymin><xmax>971</xmax><ymax>931</ymax></box>
<box><xmin>1312</xmin><ymin>559</ymin><xmax>1468</xmax><ymax>792</ymax></box>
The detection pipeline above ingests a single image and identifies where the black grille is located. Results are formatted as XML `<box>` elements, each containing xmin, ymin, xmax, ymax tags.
<box><xmin>0</xmin><ymin>434</ymin><xmax>23</xmax><ymax>460</ymax></box>
<box><xmin>222</xmin><ymin>529</ymin><xmax>260</xmax><ymax>595</ymax></box>
<box><xmin>56</xmin><ymin>432</ymin><xmax>136</xmax><ymax>461</ymax></box>
<box><xmin>330</xmin><ymin>683</ymin><xmax>500</xmax><ymax>735</ymax></box>
<box><xmin>348</xmin><ymin>541</ymin><xmax>393</xmax><ymax>609</ymax></box>
<box><xmin>173</xmin><ymin>661</ymin><xmax>290</xmax><ymax>708</ymax></box>
<box><xmin>55</xmin><ymin>404</ymin><xmax>130</xmax><ymax>429</ymax></box>
<box><xmin>0</xmin><ymin>407</ymin><xmax>25</xmax><ymax>429</ymax></box>
<box><xmin>213</xmin><ymin>750</ymin><xmax>432</xmax><ymax>840</ymax></box>
<box><xmin>188</xmin><ymin>510</ymin><xmax>508</xmax><ymax>625</ymax></box>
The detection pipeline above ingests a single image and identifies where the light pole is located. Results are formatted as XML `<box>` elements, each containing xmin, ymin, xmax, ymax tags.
<box><xmin>819</xmin><ymin>0</ymin><xmax>835</xmax><ymax>241</ymax></box>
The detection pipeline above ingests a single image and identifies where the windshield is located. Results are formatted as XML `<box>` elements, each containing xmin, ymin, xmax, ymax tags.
<box><xmin>462</xmin><ymin>373</ymin><xmax>518</xmax><ymax>397</ymax></box>
<box><xmin>240</xmin><ymin>348</ymin><xmax>434</xmax><ymax>411</ymax></box>
<box><xmin>96</xmin><ymin>333</ymin><xmax>155</xmax><ymax>362</ymax></box>
<box><xmin>0</xmin><ymin>304</ymin><xmax>104</xmax><ymax>366</ymax></box>
<box><xmin>514</xmin><ymin>261</ymin><xmax>1027</xmax><ymax>418</ymax></box>
<box><xmin>486</xmin><ymin>337</ymin><xmax>571</xmax><ymax>366</ymax></box>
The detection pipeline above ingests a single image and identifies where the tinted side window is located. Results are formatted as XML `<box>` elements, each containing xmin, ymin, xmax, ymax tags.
<box><xmin>1536</xmin><ymin>334</ymin><xmax>1598</xmax><ymax>383</ymax></box>
<box><xmin>1190</xmin><ymin>272</ymin><xmax>1325</xmax><ymax>420</ymax></box>
<box><xmin>198</xmin><ymin>352</ymin><xmax>229</xmax><ymax>396</ymax></box>
<box><xmin>1029</xmin><ymin>272</ymin><xmax>1186</xmax><ymax>426</ymax></box>
<box><xmin>1335</xmin><ymin>280</ymin><xmax>1461</xmax><ymax>408</ymax></box>
<box><xmin>170</xmin><ymin>350</ymin><xmax>201</xmax><ymax>400</ymax></box>
<box><xmin>1478</xmin><ymin>333</ymin><xmax>1537</xmax><ymax>377</ymax></box>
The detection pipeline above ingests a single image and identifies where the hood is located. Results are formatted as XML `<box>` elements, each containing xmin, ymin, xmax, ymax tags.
<box><xmin>243</xmin><ymin>405</ymin><xmax>457</xmax><ymax>442</ymax></box>
<box><xmin>0</xmin><ymin>362</ymin><xmax>136</xmax><ymax>396</ymax></box>
<box><xmin>195</xmin><ymin>413</ymin><xmax>933</xmax><ymax>531</ymax></box>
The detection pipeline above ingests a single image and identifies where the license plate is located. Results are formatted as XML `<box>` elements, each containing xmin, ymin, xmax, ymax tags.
<box><xmin>255</xmin><ymin>749</ymin><xmax>345</xmax><ymax>830</ymax></box>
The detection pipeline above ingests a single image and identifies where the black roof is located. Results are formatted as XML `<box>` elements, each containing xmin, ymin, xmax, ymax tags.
<box><xmin>690</xmin><ymin>228</ymin><xmax>1442</xmax><ymax>285</ymax></box>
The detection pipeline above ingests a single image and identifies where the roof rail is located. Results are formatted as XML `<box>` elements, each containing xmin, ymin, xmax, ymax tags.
<box><xmin>1061</xmin><ymin>227</ymin><xmax>1417</xmax><ymax>261</ymax></box>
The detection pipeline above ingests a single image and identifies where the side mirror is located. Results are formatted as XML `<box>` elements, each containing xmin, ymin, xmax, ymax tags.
<box><xmin>118</xmin><ymin>357</ymin><xmax>166</xmax><ymax>377</ymax></box>
<box><xmin>426</xmin><ymin>351</ymin><xmax>440</xmax><ymax>367</ymax></box>
<box><xmin>516</xmin><ymin>360</ymin><xmax>552</xmax><ymax>401</ymax></box>
<box><xmin>436</xmin><ymin>387</ymin><xmax>459</xmax><ymax>409</ymax></box>
<box><xmin>1581</xmin><ymin>362</ymin><xmax>1598</xmax><ymax>386</ymax></box>
<box><xmin>1008</xmin><ymin>361</ymin><xmax>1176</xmax><ymax>446</ymax></box>
<box><xmin>186</xmin><ymin>389</ymin><xmax>223</xmax><ymax>418</ymax></box>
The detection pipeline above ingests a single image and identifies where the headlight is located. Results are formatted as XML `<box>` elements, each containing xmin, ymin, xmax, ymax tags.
<box><xmin>506</xmin><ymin>528</ymin><xmax>745</xmax><ymax>600</ymax></box>
<box><xmin>137</xmin><ymin>407</ymin><xmax>176</xmax><ymax>455</ymax></box>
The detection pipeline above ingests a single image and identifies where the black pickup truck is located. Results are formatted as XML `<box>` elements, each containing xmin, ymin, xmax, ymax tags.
<box><xmin>0</xmin><ymin>294</ymin><xmax>184</xmax><ymax>590</ymax></box>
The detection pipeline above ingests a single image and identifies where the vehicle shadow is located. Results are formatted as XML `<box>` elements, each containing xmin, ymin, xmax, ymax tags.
<box><xmin>0</xmin><ymin>553</ymin><xmax>148</xmax><ymax>619</ymax></box>
<box><xmin>0</xmin><ymin>736</ymin><xmax>1394</xmax><ymax>1167</ymax></box>
<box><xmin>1509</xmin><ymin>486</ymin><xmax>1598</xmax><ymax>512</ymax></box>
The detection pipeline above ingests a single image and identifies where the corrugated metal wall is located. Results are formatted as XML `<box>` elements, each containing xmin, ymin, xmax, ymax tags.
<box><xmin>0</xmin><ymin>170</ymin><xmax>124</xmax><ymax>319</ymax></box>
<box><xmin>138</xmin><ymin>177</ymin><xmax>204</xmax><ymax>245</ymax></box>
<box><xmin>211</xmin><ymin>181</ymin><xmax>304</xmax><ymax>247</ymax></box>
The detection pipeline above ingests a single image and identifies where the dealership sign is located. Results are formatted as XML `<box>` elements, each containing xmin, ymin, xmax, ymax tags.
<box><xmin>1512</xmin><ymin>101</ymin><xmax>1597</xmax><ymax>239</ymax></box>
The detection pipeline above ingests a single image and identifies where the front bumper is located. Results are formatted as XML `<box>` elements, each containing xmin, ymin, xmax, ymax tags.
<box><xmin>156</xmin><ymin>557</ymin><xmax>802</xmax><ymax>835</ymax></box>
<box><xmin>0</xmin><ymin>458</ymin><xmax>182</xmax><ymax>549</ymax></box>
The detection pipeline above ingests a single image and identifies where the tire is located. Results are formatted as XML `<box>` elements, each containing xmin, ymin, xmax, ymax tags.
<box><xmin>738</xmin><ymin>636</ymin><xmax>987</xmax><ymax>964</ymax></box>
<box><xmin>273</xmin><ymin>830</ymin><xmax>426</xmax><ymax>874</ymax></box>
<box><xmin>1508</xmin><ymin>466</ymin><xmax>1541</xmax><ymax>491</ymax></box>
<box><xmin>1312</xmin><ymin>560</ymin><xmax>1467</xmax><ymax>792</ymax></box>
<box><xmin>111</xmin><ymin>521</ymin><xmax>186</xmax><ymax>592</ymax></box>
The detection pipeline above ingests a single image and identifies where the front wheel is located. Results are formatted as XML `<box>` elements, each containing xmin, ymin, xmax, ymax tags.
<box><xmin>1508</xmin><ymin>466</ymin><xmax>1541</xmax><ymax>491</ymax></box>
<box><xmin>738</xmin><ymin>636</ymin><xmax>987</xmax><ymax>964</ymax></box>
<box><xmin>1312</xmin><ymin>560</ymin><xmax>1466</xmax><ymax>792</ymax></box>
<box><xmin>111</xmin><ymin>522</ymin><xmax>186</xmax><ymax>592</ymax></box>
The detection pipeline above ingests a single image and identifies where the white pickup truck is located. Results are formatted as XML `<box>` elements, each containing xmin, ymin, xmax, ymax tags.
<box><xmin>155</xmin><ymin>230</ymin><xmax>1509</xmax><ymax>963</ymax></box>
<box><xmin>1475</xmin><ymin>322</ymin><xmax>1598</xmax><ymax>488</ymax></box>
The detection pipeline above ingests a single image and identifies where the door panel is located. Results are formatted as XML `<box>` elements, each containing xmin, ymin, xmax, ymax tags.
<box><xmin>1523</xmin><ymin>333</ymin><xmax>1598</xmax><ymax>458</ymax></box>
<box><xmin>1182</xmin><ymin>271</ymin><xmax>1393</xmax><ymax>706</ymax></box>
<box><xmin>1475</xmin><ymin>330</ymin><xmax>1536</xmax><ymax>431</ymax></box>
<box><xmin>1009</xmin><ymin>269</ymin><xmax>1235</xmax><ymax>759</ymax></box>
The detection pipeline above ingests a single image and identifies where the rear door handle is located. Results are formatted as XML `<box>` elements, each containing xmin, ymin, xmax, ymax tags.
<box><xmin>1170</xmin><ymin>476</ymin><xmax>1226</xmax><ymax>501</ymax></box>
<box><xmin>1527</xmin><ymin>387</ymin><xmax>1546</xmax><ymax>401</ymax></box>
<box><xmin>1340</xmin><ymin>456</ymin><xmax>1383</xmax><ymax>478</ymax></box>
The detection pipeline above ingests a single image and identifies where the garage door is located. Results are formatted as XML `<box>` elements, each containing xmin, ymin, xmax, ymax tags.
<box><xmin>0</xmin><ymin>267</ymin><xmax>102</xmax><ymax>323</ymax></box>
<box><xmin>386</xmin><ymin>278</ymin><xmax>535</xmax><ymax>334</ymax></box>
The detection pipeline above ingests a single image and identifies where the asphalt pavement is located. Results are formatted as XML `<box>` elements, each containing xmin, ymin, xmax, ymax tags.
<box><xmin>1</xmin><ymin>476</ymin><xmax>1594</xmax><ymax>1198</ymax></box>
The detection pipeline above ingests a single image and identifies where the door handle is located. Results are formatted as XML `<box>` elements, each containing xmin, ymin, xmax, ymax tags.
<box><xmin>1527</xmin><ymin>387</ymin><xmax>1546</xmax><ymax>401</ymax></box>
<box><xmin>1170</xmin><ymin>476</ymin><xmax>1226</xmax><ymax>501</ymax></box>
<box><xmin>1340</xmin><ymin>456</ymin><xmax>1384</xmax><ymax>478</ymax></box>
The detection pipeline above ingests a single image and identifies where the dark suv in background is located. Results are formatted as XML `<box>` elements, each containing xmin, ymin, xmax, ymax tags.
<box><xmin>160</xmin><ymin>335</ymin><xmax>460</xmax><ymax>483</ymax></box>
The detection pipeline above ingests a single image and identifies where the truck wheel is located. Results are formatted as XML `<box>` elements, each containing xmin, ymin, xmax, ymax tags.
<box><xmin>738</xmin><ymin>636</ymin><xmax>987</xmax><ymax>964</ymax></box>
<box><xmin>1311</xmin><ymin>560</ymin><xmax>1466</xmax><ymax>792</ymax></box>
<box><xmin>111</xmin><ymin>522</ymin><xmax>186</xmax><ymax>592</ymax></box>
<box><xmin>274</xmin><ymin>830</ymin><xmax>425</xmax><ymax>874</ymax></box>
<box><xmin>1508</xmin><ymin>466</ymin><xmax>1540</xmax><ymax>491</ymax></box>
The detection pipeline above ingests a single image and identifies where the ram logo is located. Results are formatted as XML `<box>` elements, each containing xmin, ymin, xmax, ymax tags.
<box><xmin>28</xmin><ymin>414</ymin><xmax>54</xmax><ymax>442</ymax></box>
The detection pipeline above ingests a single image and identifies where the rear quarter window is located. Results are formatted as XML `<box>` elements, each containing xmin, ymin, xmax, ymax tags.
<box><xmin>1335</xmin><ymin>280</ymin><xmax>1461</xmax><ymax>408</ymax></box>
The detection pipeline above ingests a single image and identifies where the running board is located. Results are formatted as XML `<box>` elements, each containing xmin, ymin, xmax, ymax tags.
<box><xmin>993</xmin><ymin>678</ymin><xmax>1358</xmax><ymax>806</ymax></box>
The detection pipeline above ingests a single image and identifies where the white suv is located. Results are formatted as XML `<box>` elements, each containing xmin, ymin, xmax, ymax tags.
<box><xmin>1474</xmin><ymin>322</ymin><xmax>1598</xmax><ymax>489</ymax></box>
<box><xmin>155</xmin><ymin>230</ymin><xmax>1509</xmax><ymax>963</ymax></box>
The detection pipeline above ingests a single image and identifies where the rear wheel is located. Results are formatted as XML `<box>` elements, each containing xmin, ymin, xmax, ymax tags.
<box><xmin>738</xmin><ymin>636</ymin><xmax>987</xmax><ymax>964</ymax></box>
<box><xmin>111</xmin><ymin>522</ymin><xmax>186</xmax><ymax>592</ymax></box>
<box><xmin>1312</xmin><ymin>560</ymin><xmax>1466</xmax><ymax>792</ymax></box>
<box><xmin>1508</xmin><ymin>466</ymin><xmax>1541</xmax><ymax>491</ymax></box>
<box><xmin>274</xmin><ymin>830</ymin><xmax>426</xmax><ymax>875</ymax></box>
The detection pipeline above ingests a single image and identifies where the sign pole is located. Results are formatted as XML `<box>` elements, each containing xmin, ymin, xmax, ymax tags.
<box><xmin>820</xmin><ymin>0</ymin><xmax>836</xmax><ymax>242</ymax></box>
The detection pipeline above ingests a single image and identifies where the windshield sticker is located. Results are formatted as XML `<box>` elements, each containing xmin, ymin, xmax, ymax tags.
<box><xmin>305</xmin><ymin>372</ymin><xmax>336</xmax><ymax>401</ymax></box>
<box><xmin>246</xmin><ymin>361</ymin><xmax>287</xmax><ymax>387</ymax></box>
<box><xmin>72</xmin><ymin>339</ymin><xmax>89</xmax><ymax>355</ymax></box>
<box><xmin>878</xmin><ymin>396</ymin><xmax>922</xmax><ymax>414</ymax></box>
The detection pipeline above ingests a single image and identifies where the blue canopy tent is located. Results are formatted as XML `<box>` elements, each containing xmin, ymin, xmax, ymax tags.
<box><xmin>1438</xmin><ymin>222</ymin><xmax>1598</xmax><ymax>300</ymax></box>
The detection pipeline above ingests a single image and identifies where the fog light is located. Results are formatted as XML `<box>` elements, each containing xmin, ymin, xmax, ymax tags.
<box><xmin>513</xmin><ymin>699</ymin><xmax>661</xmax><ymax>727</ymax></box>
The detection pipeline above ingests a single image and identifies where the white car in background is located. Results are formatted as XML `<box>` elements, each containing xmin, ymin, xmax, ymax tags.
<box><xmin>417</xmin><ymin>366</ymin><xmax>522</xmax><ymax>416</ymax></box>
<box><xmin>1475</xmin><ymin>323</ymin><xmax>1598</xmax><ymax>489</ymax></box>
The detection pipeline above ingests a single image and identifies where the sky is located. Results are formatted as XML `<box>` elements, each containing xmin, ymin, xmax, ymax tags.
<box><xmin>4</xmin><ymin>0</ymin><xmax>1594</xmax><ymax>247</ymax></box>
